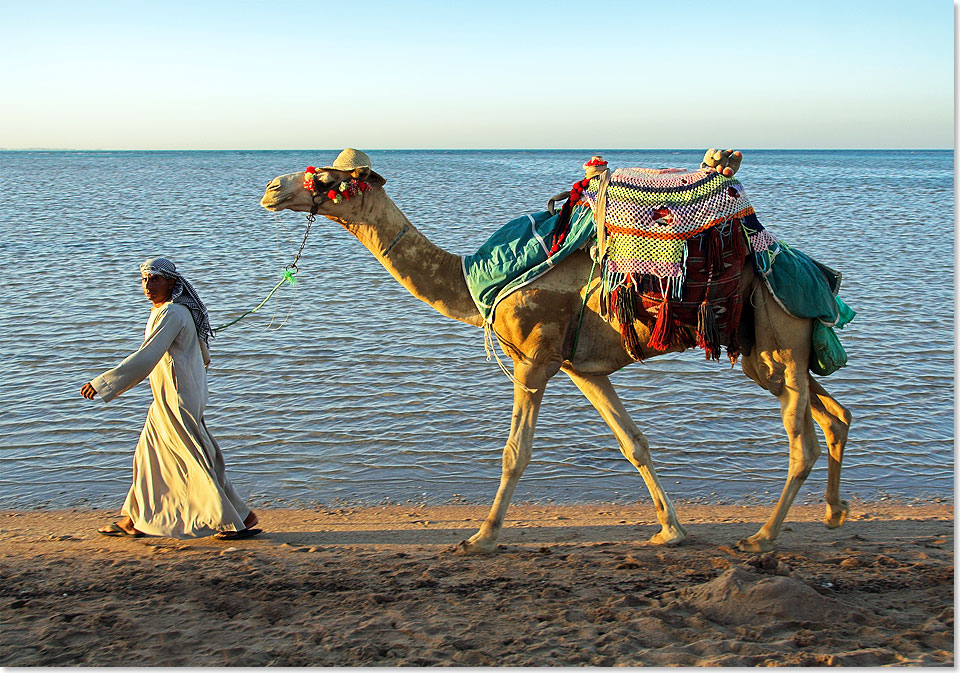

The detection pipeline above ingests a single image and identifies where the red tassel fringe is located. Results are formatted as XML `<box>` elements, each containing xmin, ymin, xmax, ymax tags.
<box><xmin>647</xmin><ymin>298</ymin><xmax>674</xmax><ymax>351</ymax></box>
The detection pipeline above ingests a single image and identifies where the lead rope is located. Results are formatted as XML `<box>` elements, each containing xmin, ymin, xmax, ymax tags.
<box><xmin>211</xmin><ymin>213</ymin><xmax>314</xmax><ymax>334</ymax></box>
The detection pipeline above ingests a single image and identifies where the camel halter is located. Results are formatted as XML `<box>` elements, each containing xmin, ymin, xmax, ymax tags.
<box><xmin>303</xmin><ymin>167</ymin><xmax>370</xmax><ymax>211</ymax></box>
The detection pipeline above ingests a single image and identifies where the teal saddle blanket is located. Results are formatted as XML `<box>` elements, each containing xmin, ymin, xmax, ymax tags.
<box><xmin>764</xmin><ymin>244</ymin><xmax>842</xmax><ymax>323</ymax></box>
<box><xmin>462</xmin><ymin>206</ymin><xmax>595</xmax><ymax>324</ymax></box>
<box><xmin>751</xmin><ymin>232</ymin><xmax>849</xmax><ymax>327</ymax></box>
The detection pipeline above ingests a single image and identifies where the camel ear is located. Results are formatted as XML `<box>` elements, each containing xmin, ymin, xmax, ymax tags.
<box><xmin>351</xmin><ymin>166</ymin><xmax>370</xmax><ymax>180</ymax></box>
<box><xmin>365</xmin><ymin>170</ymin><xmax>387</xmax><ymax>187</ymax></box>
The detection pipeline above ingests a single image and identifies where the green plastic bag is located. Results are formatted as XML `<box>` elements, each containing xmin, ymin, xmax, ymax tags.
<box><xmin>810</xmin><ymin>322</ymin><xmax>847</xmax><ymax>376</ymax></box>
<box><xmin>810</xmin><ymin>296</ymin><xmax>856</xmax><ymax>376</ymax></box>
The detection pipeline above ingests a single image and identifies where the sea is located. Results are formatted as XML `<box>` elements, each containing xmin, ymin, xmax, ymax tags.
<box><xmin>0</xmin><ymin>149</ymin><xmax>953</xmax><ymax>509</ymax></box>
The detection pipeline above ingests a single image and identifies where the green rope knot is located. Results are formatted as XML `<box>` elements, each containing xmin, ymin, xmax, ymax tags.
<box><xmin>212</xmin><ymin>268</ymin><xmax>299</xmax><ymax>334</ymax></box>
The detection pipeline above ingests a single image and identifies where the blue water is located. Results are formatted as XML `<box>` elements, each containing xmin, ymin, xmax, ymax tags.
<box><xmin>0</xmin><ymin>149</ymin><xmax>953</xmax><ymax>509</ymax></box>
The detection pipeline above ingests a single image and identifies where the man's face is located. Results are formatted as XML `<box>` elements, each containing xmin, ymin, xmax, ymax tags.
<box><xmin>141</xmin><ymin>273</ymin><xmax>176</xmax><ymax>305</ymax></box>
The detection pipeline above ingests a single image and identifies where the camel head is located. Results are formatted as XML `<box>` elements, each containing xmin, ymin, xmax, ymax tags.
<box><xmin>260</xmin><ymin>148</ymin><xmax>386</xmax><ymax>219</ymax></box>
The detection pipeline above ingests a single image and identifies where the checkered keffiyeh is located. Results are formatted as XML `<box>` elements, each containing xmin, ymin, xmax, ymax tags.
<box><xmin>139</xmin><ymin>257</ymin><xmax>212</xmax><ymax>345</ymax></box>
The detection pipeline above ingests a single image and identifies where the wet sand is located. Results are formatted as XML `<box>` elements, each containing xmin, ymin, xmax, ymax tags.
<box><xmin>0</xmin><ymin>502</ymin><xmax>953</xmax><ymax>666</ymax></box>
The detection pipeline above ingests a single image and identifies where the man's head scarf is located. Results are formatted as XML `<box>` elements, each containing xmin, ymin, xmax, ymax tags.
<box><xmin>139</xmin><ymin>257</ymin><xmax>212</xmax><ymax>345</ymax></box>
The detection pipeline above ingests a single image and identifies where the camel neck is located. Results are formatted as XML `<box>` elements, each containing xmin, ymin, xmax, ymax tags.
<box><xmin>335</xmin><ymin>194</ymin><xmax>484</xmax><ymax>327</ymax></box>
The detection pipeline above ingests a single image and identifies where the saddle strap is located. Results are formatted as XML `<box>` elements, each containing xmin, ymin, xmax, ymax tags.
<box><xmin>593</xmin><ymin>168</ymin><xmax>612</xmax><ymax>260</ymax></box>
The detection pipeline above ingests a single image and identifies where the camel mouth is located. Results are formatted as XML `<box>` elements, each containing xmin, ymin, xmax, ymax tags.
<box><xmin>259</xmin><ymin>194</ymin><xmax>285</xmax><ymax>211</ymax></box>
<box><xmin>260</xmin><ymin>178</ymin><xmax>293</xmax><ymax>211</ymax></box>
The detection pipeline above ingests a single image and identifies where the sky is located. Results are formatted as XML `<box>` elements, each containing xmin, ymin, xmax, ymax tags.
<box><xmin>0</xmin><ymin>0</ymin><xmax>954</xmax><ymax>150</ymax></box>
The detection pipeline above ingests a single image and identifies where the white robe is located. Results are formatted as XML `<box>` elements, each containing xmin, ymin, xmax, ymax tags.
<box><xmin>92</xmin><ymin>302</ymin><xmax>250</xmax><ymax>538</ymax></box>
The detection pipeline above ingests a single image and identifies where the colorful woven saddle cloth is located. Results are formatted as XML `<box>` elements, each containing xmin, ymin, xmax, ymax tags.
<box><xmin>584</xmin><ymin>167</ymin><xmax>754</xmax><ymax>279</ymax></box>
<box><xmin>582</xmin><ymin>167</ymin><xmax>757</xmax><ymax>361</ymax></box>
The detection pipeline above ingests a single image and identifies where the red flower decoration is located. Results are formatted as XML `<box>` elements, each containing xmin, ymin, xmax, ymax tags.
<box><xmin>327</xmin><ymin>189</ymin><xmax>338</xmax><ymax>199</ymax></box>
<box><xmin>305</xmin><ymin>166</ymin><xmax>317</xmax><ymax>173</ymax></box>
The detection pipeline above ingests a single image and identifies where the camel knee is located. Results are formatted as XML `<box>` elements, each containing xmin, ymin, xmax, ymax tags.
<box><xmin>832</xmin><ymin>405</ymin><xmax>852</xmax><ymax>440</ymax></box>
<box><xmin>826</xmin><ymin>409</ymin><xmax>851</xmax><ymax>454</ymax></box>
<box><xmin>788</xmin><ymin>443</ymin><xmax>821</xmax><ymax>480</ymax></box>
<box><xmin>501</xmin><ymin>461</ymin><xmax>529</xmax><ymax>482</ymax></box>
<box><xmin>812</xmin><ymin>396</ymin><xmax>852</xmax><ymax>453</ymax></box>
<box><xmin>500</xmin><ymin>444</ymin><xmax>531</xmax><ymax>480</ymax></box>
<box><xmin>619</xmin><ymin>431</ymin><xmax>651</xmax><ymax>465</ymax></box>
<box><xmin>792</xmin><ymin>463</ymin><xmax>815</xmax><ymax>482</ymax></box>
<box><xmin>809</xmin><ymin>377</ymin><xmax>851</xmax><ymax>432</ymax></box>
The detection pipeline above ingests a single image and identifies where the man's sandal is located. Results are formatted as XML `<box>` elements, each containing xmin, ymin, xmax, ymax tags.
<box><xmin>214</xmin><ymin>527</ymin><xmax>262</xmax><ymax>540</ymax></box>
<box><xmin>98</xmin><ymin>522</ymin><xmax>144</xmax><ymax>538</ymax></box>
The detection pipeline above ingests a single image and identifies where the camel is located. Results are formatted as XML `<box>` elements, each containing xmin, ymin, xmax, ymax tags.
<box><xmin>259</xmin><ymin>149</ymin><xmax>852</xmax><ymax>553</ymax></box>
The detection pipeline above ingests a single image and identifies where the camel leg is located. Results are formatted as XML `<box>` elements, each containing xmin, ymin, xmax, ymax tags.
<box><xmin>809</xmin><ymin>375</ymin><xmax>852</xmax><ymax>528</ymax></box>
<box><xmin>565</xmin><ymin>371</ymin><xmax>686</xmax><ymax>545</ymax></box>
<box><xmin>738</xmin><ymin>360</ymin><xmax>821</xmax><ymax>552</ymax></box>
<box><xmin>455</xmin><ymin>363</ymin><xmax>550</xmax><ymax>555</ymax></box>
<box><xmin>738</xmin><ymin>289</ymin><xmax>823</xmax><ymax>552</ymax></box>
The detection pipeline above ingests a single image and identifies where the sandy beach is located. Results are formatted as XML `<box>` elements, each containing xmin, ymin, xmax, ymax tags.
<box><xmin>0</xmin><ymin>501</ymin><xmax>952</xmax><ymax>667</ymax></box>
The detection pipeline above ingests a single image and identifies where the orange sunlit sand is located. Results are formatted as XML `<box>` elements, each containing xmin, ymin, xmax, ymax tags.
<box><xmin>0</xmin><ymin>501</ymin><xmax>952</xmax><ymax>666</ymax></box>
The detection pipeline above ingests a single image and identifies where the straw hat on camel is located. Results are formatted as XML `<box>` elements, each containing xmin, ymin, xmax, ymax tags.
<box><xmin>322</xmin><ymin>148</ymin><xmax>382</xmax><ymax>181</ymax></box>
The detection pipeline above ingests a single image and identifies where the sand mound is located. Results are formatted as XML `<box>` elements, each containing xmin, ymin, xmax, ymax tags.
<box><xmin>670</xmin><ymin>565</ymin><xmax>865</xmax><ymax>626</ymax></box>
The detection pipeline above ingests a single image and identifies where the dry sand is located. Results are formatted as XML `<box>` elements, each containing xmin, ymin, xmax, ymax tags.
<box><xmin>0</xmin><ymin>502</ymin><xmax>953</xmax><ymax>667</ymax></box>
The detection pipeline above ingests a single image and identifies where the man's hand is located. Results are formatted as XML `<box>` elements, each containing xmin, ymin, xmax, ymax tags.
<box><xmin>80</xmin><ymin>382</ymin><xmax>97</xmax><ymax>400</ymax></box>
<box><xmin>701</xmin><ymin>149</ymin><xmax>743</xmax><ymax>177</ymax></box>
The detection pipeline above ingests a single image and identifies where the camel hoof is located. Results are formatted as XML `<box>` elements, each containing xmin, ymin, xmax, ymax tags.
<box><xmin>737</xmin><ymin>535</ymin><xmax>774</xmax><ymax>553</ymax></box>
<box><xmin>454</xmin><ymin>538</ymin><xmax>497</xmax><ymax>555</ymax></box>
<box><xmin>646</xmin><ymin>527</ymin><xmax>687</xmax><ymax>547</ymax></box>
<box><xmin>824</xmin><ymin>500</ymin><xmax>850</xmax><ymax>529</ymax></box>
